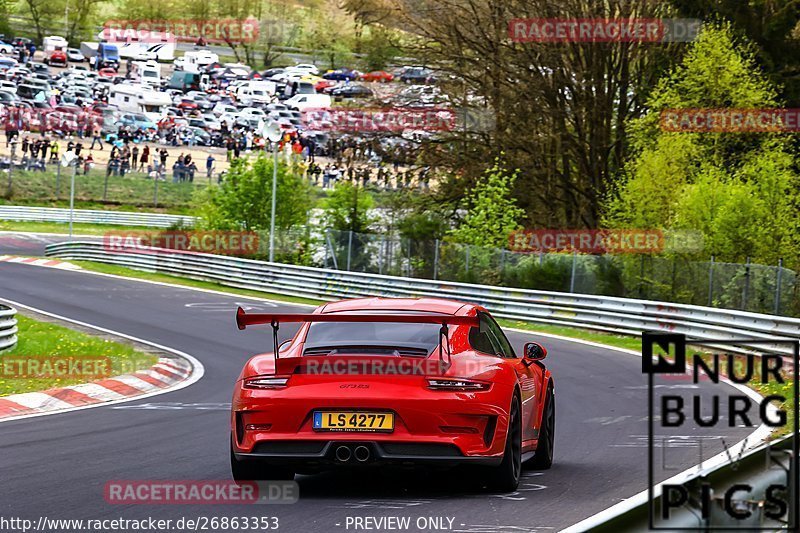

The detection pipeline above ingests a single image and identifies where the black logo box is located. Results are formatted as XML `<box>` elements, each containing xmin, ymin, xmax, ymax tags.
<box><xmin>643</xmin><ymin>332</ymin><xmax>799</xmax><ymax>531</ymax></box>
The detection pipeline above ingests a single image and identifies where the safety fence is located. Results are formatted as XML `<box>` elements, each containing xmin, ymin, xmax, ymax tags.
<box><xmin>45</xmin><ymin>241</ymin><xmax>800</xmax><ymax>359</ymax></box>
<box><xmin>0</xmin><ymin>206</ymin><xmax>197</xmax><ymax>228</ymax></box>
<box><xmin>0</xmin><ymin>304</ymin><xmax>18</xmax><ymax>351</ymax></box>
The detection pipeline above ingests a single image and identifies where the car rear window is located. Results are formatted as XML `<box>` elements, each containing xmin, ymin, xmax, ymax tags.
<box><xmin>303</xmin><ymin>320</ymin><xmax>442</xmax><ymax>356</ymax></box>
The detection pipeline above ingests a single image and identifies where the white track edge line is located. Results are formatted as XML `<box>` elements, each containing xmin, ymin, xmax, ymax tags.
<box><xmin>0</xmin><ymin>297</ymin><xmax>205</xmax><ymax>423</ymax></box>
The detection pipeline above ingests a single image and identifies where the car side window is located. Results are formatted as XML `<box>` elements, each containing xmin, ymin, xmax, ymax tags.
<box><xmin>468</xmin><ymin>315</ymin><xmax>497</xmax><ymax>356</ymax></box>
<box><xmin>484</xmin><ymin>314</ymin><xmax>517</xmax><ymax>358</ymax></box>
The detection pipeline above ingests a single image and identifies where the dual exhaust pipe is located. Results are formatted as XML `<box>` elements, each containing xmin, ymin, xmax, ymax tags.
<box><xmin>335</xmin><ymin>445</ymin><xmax>371</xmax><ymax>463</ymax></box>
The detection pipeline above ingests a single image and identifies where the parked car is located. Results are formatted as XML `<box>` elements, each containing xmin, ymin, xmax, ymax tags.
<box><xmin>67</xmin><ymin>48</ymin><xmax>85</xmax><ymax>62</ymax></box>
<box><xmin>116</xmin><ymin>113</ymin><xmax>157</xmax><ymax>131</ymax></box>
<box><xmin>399</xmin><ymin>67</ymin><xmax>436</xmax><ymax>84</ymax></box>
<box><xmin>322</xmin><ymin>68</ymin><xmax>360</xmax><ymax>81</ymax></box>
<box><xmin>330</xmin><ymin>84</ymin><xmax>373</xmax><ymax>100</ymax></box>
<box><xmin>360</xmin><ymin>70</ymin><xmax>394</xmax><ymax>83</ymax></box>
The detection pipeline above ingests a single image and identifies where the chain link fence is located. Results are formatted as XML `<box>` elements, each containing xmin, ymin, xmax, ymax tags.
<box><xmin>299</xmin><ymin>229</ymin><xmax>797</xmax><ymax>316</ymax></box>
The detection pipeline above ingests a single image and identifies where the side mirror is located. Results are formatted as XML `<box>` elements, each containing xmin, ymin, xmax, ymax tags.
<box><xmin>278</xmin><ymin>339</ymin><xmax>291</xmax><ymax>352</ymax></box>
<box><xmin>524</xmin><ymin>342</ymin><xmax>547</xmax><ymax>361</ymax></box>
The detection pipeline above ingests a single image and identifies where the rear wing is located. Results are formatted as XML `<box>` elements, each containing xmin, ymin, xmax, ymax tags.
<box><xmin>236</xmin><ymin>308</ymin><xmax>479</xmax><ymax>330</ymax></box>
<box><xmin>235</xmin><ymin>307</ymin><xmax>479</xmax><ymax>364</ymax></box>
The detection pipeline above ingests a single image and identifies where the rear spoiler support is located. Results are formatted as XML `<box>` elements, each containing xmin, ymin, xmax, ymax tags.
<box><xmin>236</xmin><ymin>308</ymin><xmax>479</xmax><ymax>365</ymax></box>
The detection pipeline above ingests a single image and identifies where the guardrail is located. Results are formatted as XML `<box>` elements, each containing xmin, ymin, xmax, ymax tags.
<box><xmin>44</xmin><ymin>241</ymin><xmax>800</xmax><ymax>358</ymax></box>
<box><xmin>0</xmin><ymin>304</ymin><xmax>18</xmax><ymax>351</ymax></box>
<box><xmin>0</xmin><ymin>206</ymin><xmax>197</xmax><ymax>228</ymax></box>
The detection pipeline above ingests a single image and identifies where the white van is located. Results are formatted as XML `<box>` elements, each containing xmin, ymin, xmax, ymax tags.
<box><xmin>176</xmin><ymin>50</ymin><xmax>219</xmax><ymax>73</ymax></box>
<box><xmin>43</xmin><ymin>36</ymin><xmax>69</xmax><ymax>53</ymax></box>
<box><xmin>132</xmin><ymin>60</ymin><xmax>161</xmax><ymax>88</ymax></box>
<box><xmin>109</xmin><ymin>84</ymin><xmax>171</xmax><ymax>122</ymax></box>
<box><xmin>285</xmin><ymin>93</ymin><xmax>331</xmax><ymax>111</ymax></box>
<box><xmin>236</xmin><ymin>81</ymin><xmax>276</xmax><ymax>105</ymax></box>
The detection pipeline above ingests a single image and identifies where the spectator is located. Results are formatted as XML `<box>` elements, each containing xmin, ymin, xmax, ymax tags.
<box><xmin>206</xmin><ymin>154</ymin><xmax>215</xmax><ymax>180</ymax></box>
<box><xmin>132</xmin><ymin>145</ymin><xmax>139</xmax><ymax>171</ymax></box>
<box><xmin>49</xmin><ymin>139</ymin><xmax>59</xmax><ymax>162</ymax></box>
<box><xmin>90</xmin><ymin>122</ymin><xmax>104</xmax><ymax>150</ymax></box>
<box><xmin>139</xmin><ymin>145</ymin><xmax>149</xmax><ymax>172</ymax></box>
<box><xmin>187</xmin><ymin>161</ymin><xmax>197</xmax><ymax>182</ymax></box>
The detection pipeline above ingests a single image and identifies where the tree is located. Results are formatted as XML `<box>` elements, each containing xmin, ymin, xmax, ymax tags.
<box><xmin>386</xmin><ymin>0</ymin><xmax>680</xmax><ymax>228</ymax></box>
<box><xmin>449</xmin><ymin>157</ymin><xmax>524</xmax><ymax>248</ymax></box>
<box><xmin>670</xmin><ymin>0</ymin><xmax>800</xmax><ymax>106</ymax></box>
<box><xmin>321</xmin><ymin>182</ymin><xmax>375</xmax><ymax>233</ymax></box>
<box><xmin>66</xmin><ymin>0</ymin><xmax>106</xmax><ymax>44</ymax></box>
<box><xmin>19</xmin><ymin>0</ymin><xmax>63</xmax><ymax>43</ymax></box>
<box><xmin>321</xmin><ymin>182</ymin><xmax>377</xmax><ymax>271</ymax></box>
<box><xmin>195</xmin><ymin>154</ymin><xmax>313</xmax><ymax>231</ymax></box>
<box><xmin>605</xmin><ymin>24</ymin><xmax>800</xmax><ymax>265</ymax></box>
<box><xmin>362</xmin><ymin>25</ymin><xmax>400</xmax><ymax>70</ymax></box>
<box><xmin>299</xmin><ymin>0</ymin><xmax>356</xmax><ymax>68</ymax></box>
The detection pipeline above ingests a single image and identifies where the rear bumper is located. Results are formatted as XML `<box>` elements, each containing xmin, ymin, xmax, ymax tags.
<box><xmin>234</xmin><ymin>440</ymin><xmax>502</xmax><ymax>467</ymax></box>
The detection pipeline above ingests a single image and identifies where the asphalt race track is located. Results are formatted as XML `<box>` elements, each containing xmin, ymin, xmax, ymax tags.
<box><xmin>0</xmin><ymin>253</ymin><xmax>755</xmax><ymax>532</ymax></box>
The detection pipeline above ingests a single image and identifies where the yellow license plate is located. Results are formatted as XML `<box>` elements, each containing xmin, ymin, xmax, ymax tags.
<box><xmin>313</xmin><ymin>411</ymin><xmax>394</xmax><ymax>432</ymax></box>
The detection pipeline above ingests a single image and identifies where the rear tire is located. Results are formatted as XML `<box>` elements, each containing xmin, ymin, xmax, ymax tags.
<box><xmin>527</xmin><ymin>387</ymin><xmax>555</xmax><ymax>470</ymax></box>
<box><xmin>485</xmin><ymin>396</ymin><xmax>522</xmax><ymax>492</ymax></box>
<box><xmin>230</xmin><ymin>440</ymin><xmax>294</xmax><ymax>482</ymax></box>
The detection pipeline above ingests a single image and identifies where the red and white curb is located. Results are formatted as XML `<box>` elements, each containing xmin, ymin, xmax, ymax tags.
<box><xmin>0</xmin><ymin>298</ymin><xmax>205</xmax><ymax>423</ymax></box>
<box><xmin>0</xmin><ymin>357</ymin><xmax>193</xmax><ymax>420</ymax></box>
<box><xmin>0</xmin><ymin>255</ymin><xmax>81</xmax><ymax>270</ymax></box>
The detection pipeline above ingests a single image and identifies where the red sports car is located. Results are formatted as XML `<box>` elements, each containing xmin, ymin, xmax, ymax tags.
<box><xmin>360</xmin><ymin>70</ymin><xmax>394</xmax><ymax>83</ymax></box>
<box><xmin>230</xmin><ymin>297</ymin><xmax>555</xmax><ymax>492</ymax></box>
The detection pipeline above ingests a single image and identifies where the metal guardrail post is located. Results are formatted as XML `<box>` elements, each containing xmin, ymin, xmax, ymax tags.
<box><xmin>775</xmin><ymin>258</ymin><xmax>784</xmax><ymax>315</ymax></box>
<box><xmin>346</xmin><ymin>231</ymin><xmax>353</xmax><ymax>271</ymax></box>
<box><xmin>433</xmin><ymin>239</ymin><xmax>439</xmax><ymax>281</ymax></box>
<box><xmin>708</xmin><ymin>255</ymin><xmax>715</xmax><ymax>306</ymax></box>
<box><xmin>742</xmin><ymin>257</ymin><xmax>751</xmax><ymax>310</ymax></box>
<box><xmin>570</xmin><ymin>251</ymin><xmax>577</xmax><ymax>293</ymax></box>
<box><xmin>55</xmin><ymin>163</ymin><xmax>62</xmax><ymax>199</ymax></box>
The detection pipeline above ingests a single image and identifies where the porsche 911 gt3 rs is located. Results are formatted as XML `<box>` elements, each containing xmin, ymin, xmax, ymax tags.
<box><xmin>230</xmin><ymin>297</ymin><xmax>555</xmax><ymax>492</ymax></box>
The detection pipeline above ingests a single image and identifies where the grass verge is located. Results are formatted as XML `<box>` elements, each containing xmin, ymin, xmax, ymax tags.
<box><xmin>1</xmin><ymin>168</ymin><xmax>208</xmax><ymax>210</ymax></box>
<box><xmin>0</xmin><ymin>313</ymin><xmax>157</xmax><ymax>396</ymax></box>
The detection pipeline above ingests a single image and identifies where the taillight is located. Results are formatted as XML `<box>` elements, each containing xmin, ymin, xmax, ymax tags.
<box><xmin>427</xmin><ymin>378</ymin><xmax>491</xmax><ymax>391</ymax></box>
<box><xmin>243</xmin><ymin>376</ymin><xmax>290</xmax><ymax>389</ymax></box>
